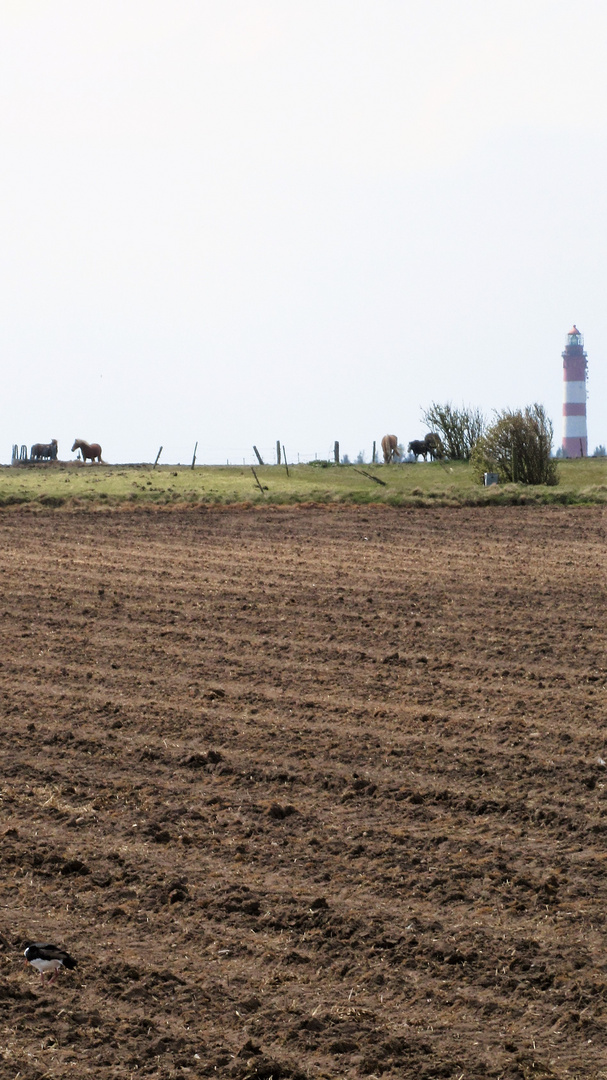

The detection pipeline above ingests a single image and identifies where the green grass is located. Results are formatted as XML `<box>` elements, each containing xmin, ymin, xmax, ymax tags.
<box><xmin>0</xmin><ymin>456</ymin><xmax>605</xmax><ymax>509</ymax></box>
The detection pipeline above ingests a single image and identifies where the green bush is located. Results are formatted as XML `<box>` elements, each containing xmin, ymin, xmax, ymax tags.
<box><xmin>471</xmin><ymin>404</ymin><xmax>558</xmax><ymax>486</ymax></box>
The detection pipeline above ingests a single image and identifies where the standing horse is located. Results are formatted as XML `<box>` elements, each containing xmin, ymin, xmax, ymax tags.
<box><xmin>31</xmin><ymin>439</ymin><xmax>58</xmax><ymax>461</ymax></box>
<box><xmin>408</xmin><ymin>433</ymin><xmax>445</xmax><ymax>461</ymax></box>
<box><xmin>381</xmin><ymin>434</ymin><xmax>399</xmax><ymax>463</ymax></box>
<box><xmin>408</xmin><ymin>439</ymin><xmax>429</xmax><ymax>461</ymax></box>
<box><xmin>71</xmin><ymin>439</ymin><xmax>103</xmax><ymax>463</ymax></box>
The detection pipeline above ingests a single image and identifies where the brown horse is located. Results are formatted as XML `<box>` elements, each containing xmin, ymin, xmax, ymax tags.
<box><xmin>381</xmin><ymin>434</ymin><xmax>398</xmax><ymax>463</ymax></box>
<box><xmin>71</xmin><ymin>439</ymin><xmax>103</xmax><ymax>463</ymax></box>
<box><xmin>408</xmin><ymin>439</ymin><xmax>429</xmax><ymax>460</ymax></box>
<box><xmin>408</xmin><ymin>433</ymin><xmax>445</xmax><ymax>461</ymax></box>
<box><xmin>31</xmin><ymin>439</ymin><xmax>58</xmax><ymax>461</ymax></box>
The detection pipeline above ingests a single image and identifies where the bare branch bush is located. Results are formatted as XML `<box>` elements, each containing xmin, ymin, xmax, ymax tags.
<box><xmin>421</xmin><ymin>403</ymin><xmax>486</xmax><ymax>460</ymax></box>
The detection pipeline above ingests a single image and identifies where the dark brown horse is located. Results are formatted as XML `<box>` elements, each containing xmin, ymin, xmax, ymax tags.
<box><xmin>408</xmin><ymin>433</ymin><xmax>445</xmax><ymax>461</ymax></box>
<box><xmin>31</xmin><ymin>439</ymin><xmax>58</xmax><ymax>461</ymax></box>
<box><xmin>381</xmin><ymin>434</ymin><xmax>399</xmax><ymax>463</ymax></box>
<box><xmin>71</xmin><ymin>439</ymin><xmax>103</xmax><ymax>463</ymax></box>
<box><xmin>408</xmin><ymin>439</ymin><xmax>430</xmax><ymax>461</ymax></box>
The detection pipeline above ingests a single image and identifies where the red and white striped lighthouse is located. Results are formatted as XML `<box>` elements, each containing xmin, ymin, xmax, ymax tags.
<box><xmin>562</xmin><ymin>325</ymin><xmax>588</xmax><ymax>458</ymax></box>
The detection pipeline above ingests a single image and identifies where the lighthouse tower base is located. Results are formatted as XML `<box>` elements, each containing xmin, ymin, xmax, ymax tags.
<box><xmin>562</xmin><ymin>435</ymin><xmax>588</xmax><ymax>458</ymax></box>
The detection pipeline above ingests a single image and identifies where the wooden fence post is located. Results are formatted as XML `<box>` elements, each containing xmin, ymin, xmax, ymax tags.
<box><xmin>372</xmin><ymin>440</ymin><xmax>376</xmax><ymax>464</ymax></box>
<box><xmin>282</xmin><ymin>445</ymin><xmax>289</xmax><ymax>477</ymax></box>
<box><xmin>153</xmin><ymin>446</ymin><xmax>163</xmax><ymax>469</ymax></box>
<box><xmin>253</xmin><ymin>445</ymin><xmax>264</xmax><ymax>466</ymax></box>
<box><xmin>276</xmin><ymin>441</ymin><xmax>281</xmax><ymax>465</ymax></box>
<box><xmin>353</xmin><ymin>467</ymin><xmax>387</xmax><ymax>487</ymax></box>
<box><xmin>191</xmin><ymin>441</ymin><xmax>198</xmax><ymax>469</ymax></box>
<box><xmin>251</xmin><ymin>466</ymin><xmax>265</xmax><ymax>495</ymax></box>
<box><xmin>334</xmin><ymin>441</ymin><xmax>340</xmax><ymax>465</ymax></box>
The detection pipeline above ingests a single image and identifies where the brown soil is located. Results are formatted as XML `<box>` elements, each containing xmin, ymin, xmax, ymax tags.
<box><xmin>0</xmin><ymin>506</ymin><xmax>605</xmax><ymax>1080</ymax></box>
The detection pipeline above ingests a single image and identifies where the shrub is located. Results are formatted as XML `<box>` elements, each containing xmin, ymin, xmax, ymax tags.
<box><xmin>593</xmin><ymin>445</ymin><xmax>606</xmax><ymax>457</ymax></box>
<box><xmin>421</xmin><ymin>402</ymin><xmax>485</xmax><ymax>460</ymax></box>
<box><xmin>471</xmin><ymin>404</ymin><xmax>558</xmax><ymax>485</ymax></box>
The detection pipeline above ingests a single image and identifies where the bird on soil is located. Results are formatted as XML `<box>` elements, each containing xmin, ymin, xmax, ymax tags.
<box><xmin>23</xmin><ymin>943</ymin><xmax>77</xmax><ymax>984</ymax></box>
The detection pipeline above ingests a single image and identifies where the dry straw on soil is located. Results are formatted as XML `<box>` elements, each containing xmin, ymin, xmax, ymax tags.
<box><xmin>0</xmin><ymin>506</ymin><xmax>605</xmax><ymax>1080</ymax></box>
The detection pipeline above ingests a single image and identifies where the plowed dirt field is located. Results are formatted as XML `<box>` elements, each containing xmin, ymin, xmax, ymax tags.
<box><xmin>1</xmin><ymin>506</ymin><xmax>605</xmax><ymax>1080</ymax></box>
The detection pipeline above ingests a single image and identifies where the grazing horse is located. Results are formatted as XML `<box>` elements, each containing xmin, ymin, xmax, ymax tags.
<box><xmin>381</xmin><ymin>434</ymin><xmax>399</xmax><ymax>464</ymax></box>
<box><xmin>31</xmin><ymin>439</ymin><xmax>58</xmax><ymax>461</ymax></box>
<box><xmin>424</xmin><ymin>432</ymin><xmax>444</xmax><ymax>460</ymax></box>
<box><xmin>71</xmin><ymin>439</ymin><xmax>102</xmax><ymax>463</ymax></box>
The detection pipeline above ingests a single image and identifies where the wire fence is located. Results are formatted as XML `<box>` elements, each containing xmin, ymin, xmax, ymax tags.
<box><xmin>165</xmin><ymin>445</ymin><xmax>375</xmax><ymax>466</ymax></box>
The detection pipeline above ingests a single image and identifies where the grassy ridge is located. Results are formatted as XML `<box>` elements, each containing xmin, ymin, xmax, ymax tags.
<box><xmin>0</xmin><ymin>457</ymin><xmax>605</xmax><ymax>508</ymax></box>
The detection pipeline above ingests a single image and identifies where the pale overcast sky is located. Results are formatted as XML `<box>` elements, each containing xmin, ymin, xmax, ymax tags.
<box><xmin>1</xmin><ymin>0</ymin><xmax>606</xmax><ymax>464</ymax></box>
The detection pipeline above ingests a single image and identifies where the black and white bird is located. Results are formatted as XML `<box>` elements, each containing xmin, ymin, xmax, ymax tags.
<box><xmin>24</xmin><ymin>943</ymin><xmax>77</xmax><ymax>984</ymax></box>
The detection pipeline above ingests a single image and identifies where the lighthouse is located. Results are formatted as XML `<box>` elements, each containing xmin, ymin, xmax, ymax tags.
<box><xmin>562</xmin><ymin>325</ymin><xmax>588</xmax><ymax>457</ymax></box>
